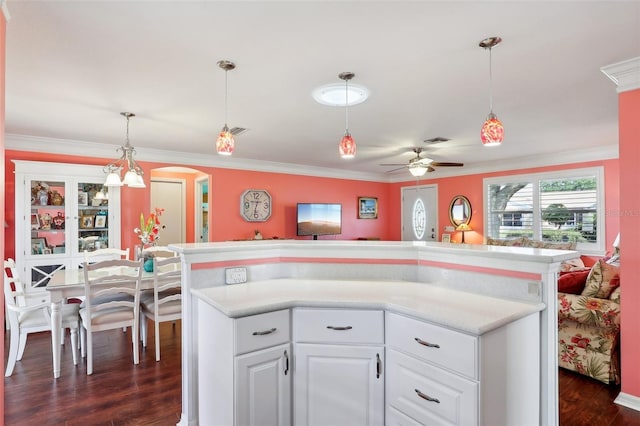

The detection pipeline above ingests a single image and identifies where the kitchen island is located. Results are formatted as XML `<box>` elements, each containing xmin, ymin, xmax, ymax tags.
<box><xmin>169</xmin><ymin>240</ymin><xmax>577</xmax><ymax>426</ymax></box>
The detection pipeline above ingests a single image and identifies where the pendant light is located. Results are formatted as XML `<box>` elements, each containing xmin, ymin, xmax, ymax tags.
<box><xmin>216</xmin><ymin>60</ymin><xmax>236</xmax><ymax>156</ymax></box>
<box><xmin>104</xmin><ymin>112</ymin><xmax>146</xmax><ymax>188</ymax></box>
<box><xmin>479</xmin><ymin>37</ymin><xmax>504</xmax><ymax>147</ymax></box>
<box><xmin>338</xmin><ymin>72</ymin><xmax>356</xmax><ymax>159</ymax></box>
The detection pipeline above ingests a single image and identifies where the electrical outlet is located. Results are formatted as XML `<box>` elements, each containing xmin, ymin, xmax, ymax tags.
<box><xmin>528</xmin><ymin>281</ymin><xmax>541</xmax><ymax>296</ymax></box>
<box><xmin>225</xmin><ymin>267</ymin><xmax>247</xmax><ymax>284</ymax></box>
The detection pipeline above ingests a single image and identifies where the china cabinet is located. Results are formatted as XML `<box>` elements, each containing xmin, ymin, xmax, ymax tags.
<box><xmin>13</xmin><ymin>161</ymin><xmax>121</xmax><ymax>301</ymax></box>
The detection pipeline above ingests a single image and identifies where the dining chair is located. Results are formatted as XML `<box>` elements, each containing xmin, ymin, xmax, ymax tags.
<box><xmin>84</xmin><ymin>247</ymin><xmax>130</xmax><ymax>263</ymax></box>
<box><xmin>139</xmin><ymin>245</ymin><xmax>177</xmax><ymax>259</ymax></box>
<box><xmin>140</xmin><ymin>256</ymin><xmax>181</xmax><ymax>361</ymax></box>
<box><xmin>4</xmin><ymin>258</ymin><xmax>80</xmax><ymax>377</ymax></box>
<box><xmin>79</xmin><ymin>258</ymin><xmax>143</xmax><ymax>375</ymax></box>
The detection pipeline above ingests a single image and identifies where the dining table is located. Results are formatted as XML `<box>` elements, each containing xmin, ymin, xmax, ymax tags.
<box><xmin>46</xmin><ymin>262</ymin><xmax>180</xmax><ymax>378</ymax></box>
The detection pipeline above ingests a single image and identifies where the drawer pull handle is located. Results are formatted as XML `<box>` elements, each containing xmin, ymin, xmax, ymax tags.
<box><xmin>415</xmin><ymin>337</ymin><xmax>440</xmax><ymax>348</ymax></box>
<box><xmin>284</xmin><ymin>350</ymin><xmax>289</xmax><ymax>375</ymax></box>
<box><xmin>376</xmin><ymin>353</ymin><xmax>382</xmax><ymax>379</ymax></box>
<box><xmin>252</xmin><ymin>327</ymin><xmax>276</xmax><ymax>336</ymax></box>
<box><xmin>415</xmin><ymin>389</ymin><xmax>440</xmax><ymax>404</ymax></box>
<box><xmin>326</xmin><ymin>325</ymin><xmax>353</xmax><ymax>331</ymax></box>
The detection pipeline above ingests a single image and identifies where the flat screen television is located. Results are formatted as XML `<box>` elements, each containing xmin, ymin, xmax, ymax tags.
<box><xmin>296</xmin><ymin>203</ymin><xmax>342</xmax><ymax>239</ymax></box>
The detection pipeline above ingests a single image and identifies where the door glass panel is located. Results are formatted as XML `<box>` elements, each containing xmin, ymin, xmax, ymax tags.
<box><xmin>78</xmin><ymin>182</ymin><xmax>110</xmax><ymax>252</ymax></box>
<box><xmin>413</xmin><ymin>199</ymin><xmax>426</xmax><ymax>240</ymax></box>
<box><xmin>30</xmin><ymin>180</ymin><xmax>66</xmax><ymax>256</ymax></box>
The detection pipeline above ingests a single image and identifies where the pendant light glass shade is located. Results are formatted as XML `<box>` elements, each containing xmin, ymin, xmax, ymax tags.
<box><xmin>480</xmin><ymin>112</ymin><xmax>504</xmax><ymax>146</ymax></box>
<box><xmin>338</xmin><ymin>72</ymin><xmax>356</xmax><ymax>159</ymax></box>
<box><xmin>339</xmin><ymin>132</ymin><xmax>356</xmax><ymax>158</ymax></box>
<box><xmin>216</xmin><ymin>125</ymin><xmax>234</xmax><ymax>156</ymax></box>
<box><xmin>479</xmin><ymin>37</ymin><xmax>503</xmax><ymax>147</ymax></box>
<box><xmin>216</xmin><ymin>60</ymin><xmax>236</xmax><ymax>155</ymax></box>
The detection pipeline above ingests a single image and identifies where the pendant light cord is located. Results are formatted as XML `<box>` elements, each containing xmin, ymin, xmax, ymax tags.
<box><xmin>224</xmin><ymin>69</ymin><xmax>229</xmax><ymax>127</ymax></box>
<box><xmin>488</xmin><ymin>47</ymin><xmax>494</xmax><ymax>114</ymax></box>
<box><xmin>345</xmin><ymin>79</ymin><xmax>349</xmax><ymax>133</ymax></box>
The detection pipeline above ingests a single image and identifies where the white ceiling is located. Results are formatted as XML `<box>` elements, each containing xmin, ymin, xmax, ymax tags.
<box><xmin>5</xmin><ymin>1</ymin><xmax>639</xmax><ymax>181</ymax></box>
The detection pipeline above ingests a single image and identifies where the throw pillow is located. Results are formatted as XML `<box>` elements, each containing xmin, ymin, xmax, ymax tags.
<box><xmin>560</xmin><ymin>257</ymin><xmax>586</xmax><ymax>272</ymax></box>
<box><xmin>582</xmin><ymin>259</ymin><xmax>620</xmax><ymax>299</ymax></box>
<box><xmin>558</xmin><ymin>269</ymin><xmax>590</xmax><ymax>294</ymax></box>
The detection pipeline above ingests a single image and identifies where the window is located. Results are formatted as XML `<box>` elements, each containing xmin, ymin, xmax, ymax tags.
<box><xmin>484</xmin><ymin>167</ymin><xmax>605</xmax><ymax>254</ymax></box>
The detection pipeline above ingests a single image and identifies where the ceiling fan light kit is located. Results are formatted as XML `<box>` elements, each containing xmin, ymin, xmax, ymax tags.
<box><xmin>479</xmin><ymin>36</ymin><xmax>504</xmax><ymax>147</ymax></box>
<box><xmin>338</xmin><ymin>71</ymin><xmax>357</xmax><ymax>159</ymax></box>
<box><xmin>216</xmin><ymin>60</ymin><xmax>236</xmax><ymax>156</ymax></box>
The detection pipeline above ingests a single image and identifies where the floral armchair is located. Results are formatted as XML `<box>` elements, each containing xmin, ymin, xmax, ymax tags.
<box><xmin>558</xmin><ymin>259</ymin><xmax>621</xmax><ymax>384</ymax></box>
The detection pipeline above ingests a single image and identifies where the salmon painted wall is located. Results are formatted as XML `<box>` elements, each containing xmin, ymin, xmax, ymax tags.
<box><xmin>388</xmin><ymin>159</ymin><xmax>620</xmax><ymax>248</ymax></box>
<box><xmin>1</xmin><ymin>8</ymin><xmax>7</xmax><ymax>416</ymax></box>
<box><xmin>4</xmin><ymin>151</ymin><xmax>393</xmax><ymax>261</ymax></box>
<box><xmin>619</xmin><ymin>88</ymin><xmax>640</xmax><ymax>399</ymax></box>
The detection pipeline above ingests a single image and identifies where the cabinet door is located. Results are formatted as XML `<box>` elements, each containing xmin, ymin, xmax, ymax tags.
<box><xmin>294</xmin><ymin>343</ymin><xmax>384</xmax><ymax>426</ymax></box>
<box><xmin>235</xmin><ymin>343</ymin><xmax>291</xmax><ymax>426</ymax></box>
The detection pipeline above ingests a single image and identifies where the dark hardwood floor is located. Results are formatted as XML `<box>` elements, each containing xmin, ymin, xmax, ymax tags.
<box><xmin>4</xmin><ymin>322</ymin><xmax>640</xmax><ymax>425</ymax></box>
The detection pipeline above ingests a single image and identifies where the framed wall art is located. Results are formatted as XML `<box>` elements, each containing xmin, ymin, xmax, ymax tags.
<box><xmin>358</xmin><ymin>197</ymin><xmax>378</xmax><ymax>219</ymax></box>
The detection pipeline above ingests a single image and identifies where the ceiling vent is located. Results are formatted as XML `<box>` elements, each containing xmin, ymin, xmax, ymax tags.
<box><xmin>423</xmin><ymin>137</ymin><xmax>450</xmax><ymax>144</ymax></box>
<box><xmin>229</xmin><ymin>127</ymin><xmax>247</xmax><ymax>135</ymax></box>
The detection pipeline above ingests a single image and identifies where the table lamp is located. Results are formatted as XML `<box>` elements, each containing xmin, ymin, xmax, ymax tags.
<box><xmin>456</xmin><ymin>223</ymin><xmax>472</xmax><ymax>243</ymax></box>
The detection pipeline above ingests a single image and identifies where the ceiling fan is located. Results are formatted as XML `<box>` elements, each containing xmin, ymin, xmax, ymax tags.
<box><xmin>380</xmin><ymin>147</ymin><xmax>464</xmax><ymax>176</ymax></box>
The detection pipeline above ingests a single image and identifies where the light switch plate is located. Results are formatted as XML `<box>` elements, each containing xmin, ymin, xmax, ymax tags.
<box><xmin>444</xmin><ymin>225</ymin><xmax>455</xmax><ymax>232</ymax></box>
<box><xmin>225</xmin><ymin>267</ymin><xmax>247</xmax><ymax>284</ymax></box>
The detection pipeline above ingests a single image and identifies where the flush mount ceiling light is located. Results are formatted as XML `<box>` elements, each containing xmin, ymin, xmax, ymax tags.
<box><xmin>312</xmin><ymin>81</ymin><xmax>370</xmax><ymax>106</ymax></box>
<box><xmin>216</xmin><ymin>60</ymin><xmax>236</xmax><ymax>156</ymax></box>
<box><xmin>338</xmin><ymin>72</ymin><xmax>357</xmax><ymax>159</ymax></box>
<box><xmin>103</xmin><ymin>112</ymin><xmax>146</xmax><ymax>188</ymax></box>
<box><xmin>479</xmin><ymin>36</ymin><xmax>504</xmax><ymax>147</ymax></box>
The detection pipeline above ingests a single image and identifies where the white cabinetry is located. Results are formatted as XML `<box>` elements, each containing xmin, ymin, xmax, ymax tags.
<box><xmin>14</xmin><ymin>161</ymin><xmax>121</xmax><ymax>300</ymax></box>
<box><xmin>197</xmin><ymin>303</ymin><xmax>291</xmax><ymax>426</ymax></box>
<box><xmin>293</xmin><ymin>308</ymin><xmax>384</xmax><ymax>426</ymax></box>
<box><xmin>385</xmin><ymin>311</ymin><xmax>540</xmax><ymax>426</ymax></box>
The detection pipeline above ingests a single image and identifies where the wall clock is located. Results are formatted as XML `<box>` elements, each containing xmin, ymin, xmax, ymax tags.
<box><xmin>240</xmin><ymin>189</ymin><xmax>272</xmax><ymax>222</ymax></box>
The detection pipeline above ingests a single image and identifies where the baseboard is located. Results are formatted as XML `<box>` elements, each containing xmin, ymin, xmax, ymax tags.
<box><xmin>615</xmin><ymin>392</ymin><xmax>640</xmax><ymax>412</ymax></box>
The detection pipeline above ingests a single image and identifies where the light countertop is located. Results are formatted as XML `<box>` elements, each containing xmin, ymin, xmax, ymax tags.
<box><xmin>192</xmin><ymin>279</ymin><xmax>544</xmax><ymax>336</ymax></box>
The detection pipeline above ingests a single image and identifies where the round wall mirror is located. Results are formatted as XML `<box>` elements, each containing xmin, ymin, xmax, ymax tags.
<box><xmin>449</xmin><ymin>195</ymin><xmax>471</xmax><ymax>227</ymax></box>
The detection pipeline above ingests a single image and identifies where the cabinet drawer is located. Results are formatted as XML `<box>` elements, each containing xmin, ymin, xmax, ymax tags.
<box><xmin>386</xmin><ymin>312</ymin><xmax>477</xmax><ymax>379</ymax></box>
<box><xmin>293</xmin><ymin>308</ymin><xmax>384</xmax><ymax>344</ymax></box>
<box><xmin>234</xmin><ymin>309</ymin><xmax>290</xmax><ymax>355</ymax></box>
<box><xmin>386</xmin><ymin>349</ymin><xmax>477</xmax><ymax>426</ymax></box>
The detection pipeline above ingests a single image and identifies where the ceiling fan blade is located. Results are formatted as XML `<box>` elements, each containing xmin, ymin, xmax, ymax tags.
<box><xmin>384</xmin><ymin>166</ymin><xmax>408</xmax><ymax>173</ymax></box>
<box><xmin>431</xmin><ymin>162</ymin><xmax>464</xmax><ymax>167</ymax></box>
<box><xmin>427</xmin><ymin>166</ymin><xmax>436</xmax><ymax>173</ymax></box>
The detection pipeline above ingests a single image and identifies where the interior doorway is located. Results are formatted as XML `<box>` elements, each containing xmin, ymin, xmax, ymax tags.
<box><xmin>401</xmin><ymin>184</ymin><xmax>438</xmax><ymax>241</ymax></box>
<box><xmin>195</xmin><ymin>176</ymin><xmax>209</xmax><ymax>242</ymax></box>
<box><xmin>151</xmin><ymin>178</ymin><xmax>186</xmax><ymax>245</ymax></box>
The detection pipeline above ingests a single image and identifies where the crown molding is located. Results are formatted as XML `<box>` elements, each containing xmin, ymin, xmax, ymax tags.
<box><xmin>601</xmin><ymin>56</ymin><xmax>640</xmax><ymax>93</ymax></box>
<box><xmin>4</xmin><ymin>133</ymin><xmax>388</xmax><ymax>183</ymax></box>
<box><xmin>388</xmin><ymin>144</ymin><xmax>619</xmax><ymax>183</ymax></box>
<box><xmin>5</xmin><ymin>133</ymin><xmax>618</xmax><ymax>185</ymax></box>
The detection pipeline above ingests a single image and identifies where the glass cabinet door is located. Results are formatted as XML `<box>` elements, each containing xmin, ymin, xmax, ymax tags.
<box><xmin>29</xmin><ymin>179</ymin><xmax>68</xmax><ymax>257</ymax></box>
<box><xmin>76</xmin><ymin>182</ymin><xmax>111</xmax><ymax>254</ymax></box>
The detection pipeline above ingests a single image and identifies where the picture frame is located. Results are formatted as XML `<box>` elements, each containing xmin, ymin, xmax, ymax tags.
<box><xmin>80</xmin><ymin>215</ymin><xmax>94</xmax><ymax>229</ymax></box>
<box><xmin>358</xmin><ymin>197</ymin><xmax>378</xmax><ymax>219</ymax></box>
<box><xmin>94</xmin><ymin>215</ymin><xmax>107</xmax><ymax>228</ymax></box>
<box><xmin>441</xmin><ymin>233</ymin><xmax>451</xmax><ymax>243</ymax></box>
<box><xmin>30</xmin><ymin>213</ymin><xmax>41</xmax><ymax>230</ymax></box>
<box><xmin>78</xmin><ymin>191</ymin><xmax>88</xmax><ymax>206</ymax></box>
<box><xmin>31</xmin><ymin>237</ymin><xmax>47</xmax><ymax>255</ymax></box>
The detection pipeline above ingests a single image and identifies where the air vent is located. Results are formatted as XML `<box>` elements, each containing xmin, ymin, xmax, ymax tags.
<box><xmin>423</xmin><ymin>137</ymin><xmax>450</xmax><ymax>144</ymax></box>
<box><xmin>230</xmin><ymin>127</ymin><xmax>247</xmax><ymax>135</ymax></box>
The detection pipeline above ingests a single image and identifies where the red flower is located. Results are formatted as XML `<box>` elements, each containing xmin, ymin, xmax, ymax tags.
<box><xmin>585</xmin><ymin>299</ymin><xmax>601</xmax><ymax>310</ymax></box>
<box><xmin>571</xmin><ymin>335</ymin><xmax>590</xmax><ymax>349</ymax></box>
